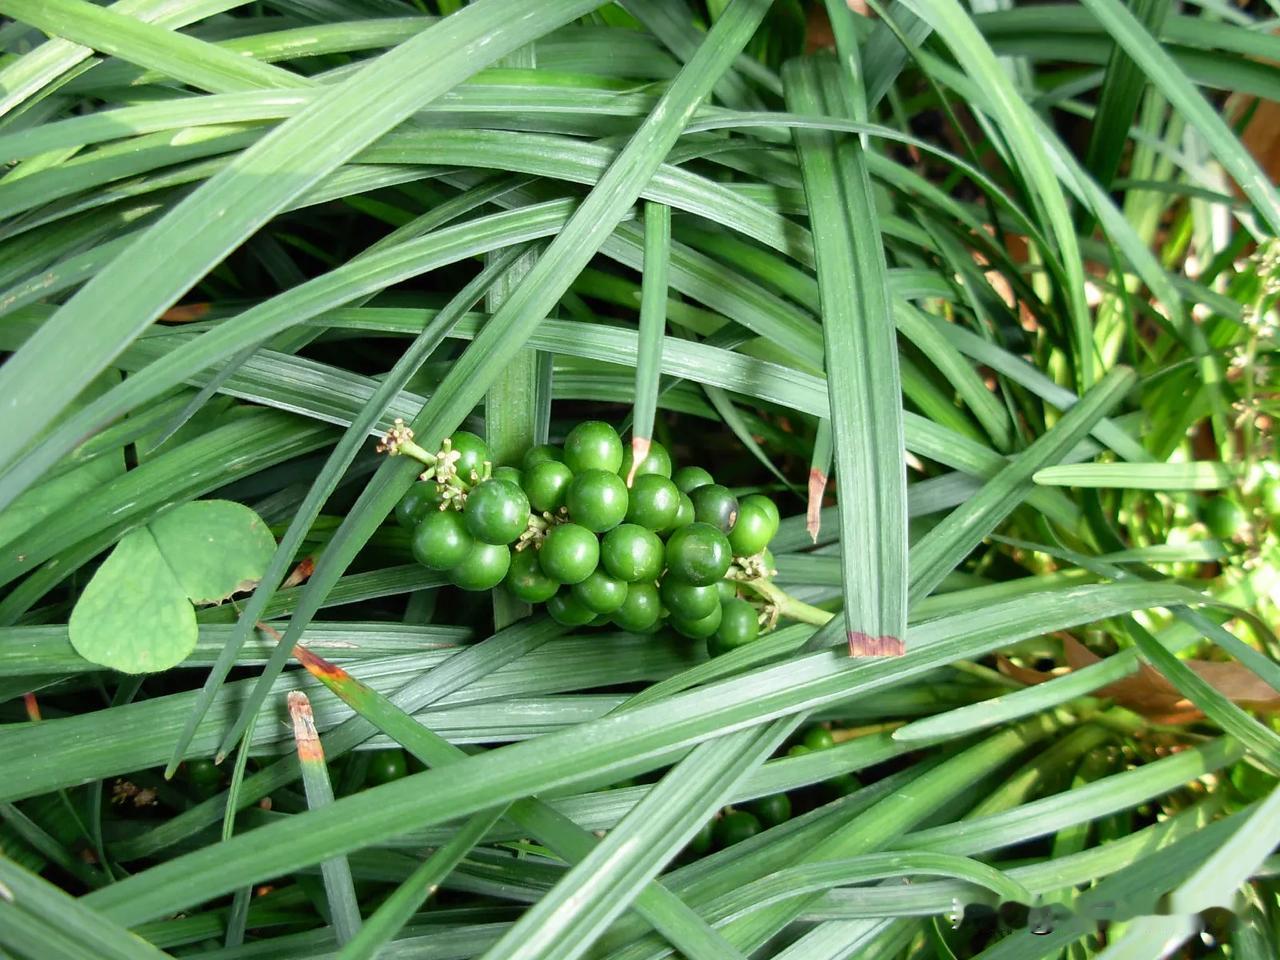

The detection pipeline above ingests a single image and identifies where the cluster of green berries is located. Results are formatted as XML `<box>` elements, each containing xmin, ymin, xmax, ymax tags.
<box><xmin>392</xmin><ymin>421</ymin><xmax>781</xmax><ymax>653</ymax></box>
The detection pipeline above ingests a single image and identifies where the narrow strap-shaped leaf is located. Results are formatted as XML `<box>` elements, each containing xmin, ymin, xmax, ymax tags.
<box><xmin>337</xmin><ymin>803</ymin><xmax>510</xmax><ymax>960</ymax></box>
<box><xmin>1079</xmin><ymin>0</ymin><xmax>1280</xmax><ymax>235</ymax></box>
<box><xmin>213</xmin><ymin>0</ymin><xmax>775</xmax><ymax>762</ymax></box>
<box><xmin>286</xmin><ymin>691</ymin><xmax>361</xmax><ymax>945</ymax></box>
<box><xmin>1033</xmin><ymin>461</ymin><xmax>1237</xmax><ymax>490</ymax></box>
<box><xmin>291</xmin><ymin>647</ymin><xmax>745</xmax><ymax>960</ymax></box>
<box><xmin>806</xmin><ymin>418</ymin><xmax>832</xmax><ymax>545</ymax></box>
<box><xmin>785</xmin><ymin>54</ymin><xmax>907</xmax><ymax>656</ymax></box>
<box><xmin>0</xmin><ymin>855</ymin><xmax>171</xmax><ymax>960</ymax></box>
<box><xmin>909</xmin><ymin>367</ymin><xmax>1135</xmax><ymax>604</ymax></box>
<box><xmin>628</xmin><ymin>201</ymin><xmax>671</xmax><ymax>482</ymax></box>
<box><xmin>0</xmin><ymin>0</ymin><xmax>605</xmax><ymax>497</ymax></box>
<box><xmin>162</xmin><ymin>245</ymin><xmax>525</xmax><ymax>775</ymax></box>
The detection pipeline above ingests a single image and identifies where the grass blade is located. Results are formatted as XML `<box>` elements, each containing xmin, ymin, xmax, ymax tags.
<box><xmin>287</xmin><ymin>691</ymin><xmax>361</xmax><ymax>945</ymax></box>
<box><xmin>785</xmin><ymin>54</ymin><xmax>908</xmax><ymax>656</ymax></box>
<box><xmin>629</xmin><ymin>201</ymin><xmax>671</xmax><ymax>481</ymax></box>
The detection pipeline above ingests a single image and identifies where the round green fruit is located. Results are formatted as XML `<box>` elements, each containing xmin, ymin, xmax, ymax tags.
<box><xmin>690</xmin><ymin>484</ymin><xmax>739</xmax><ymax>533</ymax></box>
<box><xmin>739</xmin><ymin>494</ymin><xmax>780</xmax><ymax>537</ymax></box>
<box><xmin>492</xmin><ymin>465</ymin><xmax>523</xmax><ymax>487</ymax></box>
<box><xmin>566</xmin><ymin>469</ymin><xmax>629</xmax><ymax>533</ymax></box>
<box><xmin>625</xmin><ymin>474</ymin><xmax>680</xmax><ymax>530</ymax></box>
<box><xmin>660</xmin><ymin>576</ymin><xmax>719</xmax><ymax>620</ymax></box>
<box><xmin>619</xmin><ymin>439</ymin><xmax>672</xmax><ymax>479</ymax></box>
<box><xmin>538</xmin><ymin>523</ymin><xmax>600</xmax><ymax>584</ymax></box>
<box><xmin>411</xmin><ymin>509</ymin><xmax>473</xmax><ymax>571</ymax></box>
<box><xmin>564</xmin><ymin>421</ymin><xmax>624</xmax><ymax>473</ymax></box>
<box><xmin>612</xmin><ymin>581</ymin><xmax>662</xmax><ymax>632</ymax></box>
<box><xmin>450</xmin><ymin>542</ymin><xmax>511</xmax><ymax>591</ymax></box>
<box><xmin>395</xmin><ymin>481</ymin><xmax>446</xmax><ymax>530</ymax></box>
<box><xmin>601</xmin><ymin>524</ymin><xmax>665</xmax><ymax>582</ymax></box>
<box><xmin>665</xmin><ymin>522</ymin><xmax>732</xmax><ymax>585</ymax></box>
<box><xmin>714</xmin><ymin>810</ymin><xmax>762</xmax><ymax>847</ymax></box>
<box><xmin>547</xmin><ymin>591</ymin><xmax>597</xmax><ymax>627</ymax></box>
<box><xmin>572</xmin><ymin>569</ymin><xmax>629</xmax><ymax>614</ymax></box>
<box><xmin>449</xmin><ymin>431</ymin><xmax>488</xmax><ymax>480</ymax></box>
<box><xmin>184</xmin><ymin>758</ymin><xmax>222</xmax><ymax>794</ymax></box>
<box><xmin>786</xmin><ymin>745</ymin><xmax>811</xmax><ymax>759</ymax></box>
<box><xmin>747</xmin><ymin>793</ymin><xmax>791</xmax><ymax>827</ymax></box>
<box><xmin>365</xmin><ymin>749</ymin><xmax>408</xmax><ymax>786</ymax></box>
<box><xmin>505</xmin><ymin>548</ymin><xmax>560</xmax><ymax>603</ymax></box>
<box><xmin>524</xmin><ymin>460</ymin><xmax>573</xmax><ymax>513</ymax></box>
<box><xmin>728</xmin><ymin>500</ymin><xmax>775</xmax><ymax>557</ymax></box>
<box><xmin>522</xmin><ymin>444</ymin><xmax>563</xmax><ymax>471</ymax></box>
<box><xmin>672</xmin><ymin>465</ymin><xmax>714</xmax><ymax>494</ymax></box>
<box><xmin>685</xmin><ymin>819</ymin><xmax>715</xmax><ymax>857</ymax></box>
<box><xmin>802</xmin><ymin>726</ymin><xmax>835</xmax><ymax>751</ymax></box>
<box><xmin>662</xmin><ymin>493</ymin><xmax>695</xmax><ymax>534</ymax></box>
<box><xmin>1202</xmin><ymin>496</ymin><xmax>1250</xmax><ymax>542</ymax></box>
<box><xmin>715</xmin><ymin>598</ymin><xmax>760</xmax><ymax>649</ymax></box>
<box><xmin>464</xmin><ymin>478</ymin><xmax>530</xmax><ymax>545</ymax></box>
<box><xmin>672</xmin><ymin>602</ymin><xmax>722</xmax><ymax>640</ymax></box>
<box><xmin>716</xmin><ymin>579</ymin><xmax>738</xmax><ymax>602</ymax></box>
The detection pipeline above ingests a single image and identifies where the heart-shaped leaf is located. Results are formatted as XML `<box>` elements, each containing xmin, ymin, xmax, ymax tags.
<box><xmin>69</xmin><ymin>500</ymin><xmax>275</xmax><ymax>674</ymax></box>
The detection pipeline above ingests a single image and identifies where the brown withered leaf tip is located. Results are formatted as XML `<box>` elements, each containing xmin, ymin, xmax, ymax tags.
<box><xmin>286</xmin><ymin>691</ymin><xmax>324</xmax><ymax>762</ymax></box>
<box><xmin>23</xmin><ymin>692</ymin><xmax>40</xmax><ymax>723</ymax></box>
<box><xmin>160</xmin><ymin>302</ymin><xmax>212</xmax><ymax>323</ymax></box>
<box><xmin>281</xmin><ymin>556</ymin><xmax>315</xmax><ymax>589</ymax></box>
<box><xmin>848</xmin><ymin>632</ymin><xmax>905</xmax><ymax>657</ymax></box>
<box><xmin>626</xmin><ymin>436</ymin><xmax>650</xmax><ymax>488</ymax></box>
<box><xmin>292</xmin><ymin>642</ymin><xmax>347</xmax><ymax>681</ymax></box>
<box><xmin>806</xmin><ymin>468</ymin><xmax>826</xmax><ymax>543</ymax></box>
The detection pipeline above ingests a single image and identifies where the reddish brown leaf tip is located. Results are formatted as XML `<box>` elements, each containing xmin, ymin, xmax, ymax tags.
<box><xmin>626</xmin><ymin>436</ymin><xmax>650</xmax><ymax>488</ymax></box>
<box><xmin>281</xmin><ymin>556</ymin><xmax>315</xmax><ymax>589</ymax></box>
<box><xmin>847</xmin><ymin>632</ymin><xmax>905</xmax><ymax>657</ymax></box>
<box><xmin>22</xmin><ymin>692</ymin><xmax>40</xmax><ymax>723</ymax></box>
<box><xmin>292</xmin><ymin>643</ymin><xmax>347</xmax><ymax>681</ymax></box>
<box><xmin>286</xmin><ymin>690</ymin><xmax>323</xmax><ymax>762</ymax></box>
<box><xmin>160</xmin><ymin>302</ymin><xmax>211</xmax><ymax>323</ymax></box>
<box><xmin>806</xmin><ymin>469</ymin><xmax>827</xmax><ymax>543</ymax></box>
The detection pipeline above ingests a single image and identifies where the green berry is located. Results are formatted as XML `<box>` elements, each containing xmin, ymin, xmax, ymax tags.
<box><xmin>365</xmin><ymin>749</ymin><xmax>408</xmax><ymax>786</ymax></box>
<box><xmin>538</xmin><ymin>523</ymin><xmax>600</xmax><ymax>584</ymax></box>
<box><xmin>492</xmin><ymin>465</ymin><xmax>523</xmax><ymax>486</ymax></box>
<box><xmin>728</xmin><ymin>500</ymin><xmax>775</xmax><ymax>557</ymax></box>
<box><xmin>184</xmin><ymin>758</ymin><xmax>222</xmax><ymax>798</ymax></box>
<box><xmin>505</xmin><ymin>548</ymin><xmax>560</xmax><ymax>603</ymax></box>
<box><xmin>572</xmin><ymin>569</ymin><xmax>629</xmax><ymax>614</ymax></box>
<box><xmin>660</xmin><ymin>576</ymin><xmax>719</xmax><ymax>620</ymax></box>
<box><xmin>685</xmin><ymin>819</ymin><xmax>715</xmax><ymax>856</ymax></box>
<box><xmin>740</xmin><ymin>494</ymin><xmax>780</xmax><ymax>537</ymax></box>
<box><xmin>524</xmin><ymin>460</ymin><xmax>573</xmax><ymax>513</ymax></box>
<box><xmin>716</xmin><ymin>579</ymin><xmax>738</xmax><ymax>602</ymax></box>
<box><xmin>567</xmin><ymin>469</ymin><xmax>629</xmax><ymax>533</ymax></box>
<box><xmin>715</xmin><ymin>598</ymin><xmax>760</xmax><ymax>648</ymax></box>
<box><xmin>662</xmin><ymin>492</ymin><xmax>695</xmax><ymax>534</ymax></box>
<box><xmin>672</xmin><ymin>602</ymin><xmax>722</xmax><ymax>640</ymax></box>
<box><xmin>612</xmin><ymin>581</ymin><xmax>662</xmax><ymax>632</ymax></box>
<box><xmin>464</xmin><ymin>478</ymin><xmax>530</xmax><ymax>545</ymax></box>
<box><xmin>619</xmin><ymin>439</ymin><xmax>672</xmax><ymax>479</ymax></box>
<box><xmin>395</xmin><ymin>481</ymin><xmax>446</xmax><ymax>530</ymax></box>
<box><xmin>522</xmin><ymin>444</ymin><xmax>563</xmax><ymax>471</ymax></box>
<box><xmin>625</xmin><ymin>474</ymin><xmax>680</xmax><ymax>530</ymax></box>
<box><xmin>665</xmin><ymin>522</ymin><xmax>732</xmax><ymax>585</ymax></box>
<box><xmin>690</xmin><ymin>484</ymin><xmax>739</xmax><ymax>533</ymax></box>
<box><xmin>450</xmin><ymin>542</ymin><xmax>511</xmax><ymax>591</ymax></box>
<box><xmin>672</xmin><ymin>465</ymin><xmax>714</xmax><ymax>494</ymax></box>
<box><xmin>825</xmin><ymin>774</ymin><xmax>861</xmax><ymax>799</ymax></box>
<box><xmin>411</xmin><ymin>509</ymin><xmax>473</xmax><ymax>570</ymax></box>
<box><xmin>449</xmin><ymin>431</ymin><xmax>488</xmax><ymax>481</ymax></box>
<box><xmin>564</xmin><ymin>421</ymin><xmax>624</xmax><ymax>473</ymax></box>
<box><xmin>786</xmin><ymin>744</ymin><xmax>811</xmax><ymax>758</ymax></box>
<box><xmin>601</xmin><ymin>523</ymin><xmax>664</xmax><ymax>582</ymax></box>
<box><xmin>547</xmin><ymin>591</ymin><xmax>597</xmax><ymax>627</ymax></box>
<box><xmin>802</xmin><ymin>726</ymin><xmax>835</xmax><ymax>751</ymax></box>
<box><xmin>746</xmin><ymin>793</ymin><xmax>791</xmax><ymax>827</ymax></box>
<box><xmin>714</xmin><ymin>810</ymin><xmax>762</xmax><ymax>847</ymax></box>
<box><xmin>1202</xmin><ymin>496</ymin><xmax>1250</xmax><ymax>542</ymax></box>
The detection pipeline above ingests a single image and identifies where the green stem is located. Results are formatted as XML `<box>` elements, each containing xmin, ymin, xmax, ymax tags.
<box><xmin>737</xmin><ymin>576</ymin><xmax>834</xmax><ymax>627</ymax></box>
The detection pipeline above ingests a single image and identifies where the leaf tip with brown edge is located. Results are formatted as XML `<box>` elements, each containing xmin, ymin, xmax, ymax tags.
<box><xmin>806</xmin><ymin>468</ymin><xmax>826</xmax><ymax>543</ymax></box>
<box><xmin>626</xmin><ymin>436</ymin><xmax>650</xmax><ymax>488</ymax></box>
<box><xmin>286</xmin><ymin>690</ymin><xmax>324</xmax><ymax>764</ymax></box>
<box><xmin>848</xmin><ymin>631</ymin><xmax>905</xmax><ymax>657</ymax></box>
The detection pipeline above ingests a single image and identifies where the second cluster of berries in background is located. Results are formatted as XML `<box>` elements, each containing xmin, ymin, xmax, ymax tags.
<box><xmin>395</xmin><ymin>420</ymin><xmax>781</xmax><ymax>655</ymax></box>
